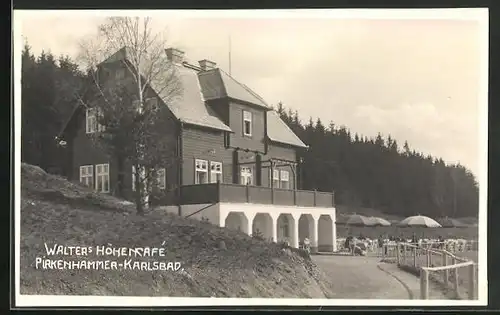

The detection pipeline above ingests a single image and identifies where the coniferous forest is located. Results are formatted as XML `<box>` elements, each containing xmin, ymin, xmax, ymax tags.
<box><xmin>20</xmin><ymin>43</ymin><xmax>479</xmax><ymax>219</ymax></box>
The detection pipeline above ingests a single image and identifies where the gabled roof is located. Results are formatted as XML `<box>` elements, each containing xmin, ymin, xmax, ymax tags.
<box><xmin>198</xmin><ymin>69</ymin><xmax>269</xmax><ymax>109</ymax></box>
<box><xmin>60</xmin><ymin>47</ymin><xmax>307</xmax><ymax>149</ymax></box>
<box><xmin>266</xmin><ymin>110</ymin><xmax>308</xmax><ymax>148</ymax></box>
<box><xmin>153</xmin><ymin>65</ymin><xmax>232</xmax><ymax>132</ymax></box>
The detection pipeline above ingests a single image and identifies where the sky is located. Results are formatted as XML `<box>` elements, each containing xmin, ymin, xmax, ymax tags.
<box><xmin>15</xmin><ymin>10</ymin><xmax>488</xmax><ymax>177</ymax></box>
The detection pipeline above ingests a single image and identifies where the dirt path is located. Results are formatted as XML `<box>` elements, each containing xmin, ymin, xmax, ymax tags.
<box><xmin>312</xmin><ymin>255</ymin><xmax>414</xmax><ymax>299</ymax></box>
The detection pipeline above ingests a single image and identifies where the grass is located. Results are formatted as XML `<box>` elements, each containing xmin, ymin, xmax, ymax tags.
<box><xmin>20</xmin><ymin>163</ymin><xmax>337</xmax><ymax>298</ymax></box>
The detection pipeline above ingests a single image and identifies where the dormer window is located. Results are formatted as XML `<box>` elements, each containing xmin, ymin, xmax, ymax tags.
<box><xmin>243</xmin><ymin>110</ymin><xmax>252</xmax><ymax>137</ymax></box>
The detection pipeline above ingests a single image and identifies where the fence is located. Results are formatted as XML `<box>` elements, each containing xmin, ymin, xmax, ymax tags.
<box><xmin>382</xmin><ymin>242</ymin><xmax>478</xmax><ymax>300</ymax></box>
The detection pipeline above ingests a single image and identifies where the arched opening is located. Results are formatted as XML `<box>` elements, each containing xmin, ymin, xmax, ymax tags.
<box><xmin>224</xmin><ymin>212</ymin><xmax>249</xmax><ymax>234</ymax></box>
<box><xmin>277</xmin><ymin>213</ymin><xmax>296</xmax><ymax>245</ymax></box>
<box><xmin>298</xmin><ymin>214</ymin><xmax>314</xmax><ymax>245</ymax></box>
<box><xmin>318</xmin><ymin>214</ymin><xmax>334</xmax><ymax>252</ymax></box>
<box><xmin>252</xmin><ymin>213</ymin><xmax>273</xmax><ymax>241</ymax></box>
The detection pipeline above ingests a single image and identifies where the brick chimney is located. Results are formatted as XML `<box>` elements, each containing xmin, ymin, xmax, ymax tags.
<box><xmin>165</xmin><ymin>48</ymin><xmax>185</xmax><ymax>64</ymax></box>
<box><xmin>198</xmin><ymin>59</ymin><xmax>217</xmax><ymax>71</ymax></box>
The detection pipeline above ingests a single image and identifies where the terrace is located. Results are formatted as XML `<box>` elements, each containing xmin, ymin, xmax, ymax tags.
<box><xmin>165</xmin><ymin>182</ymin><xmax>335</xmax><ymax>208</ymax></box>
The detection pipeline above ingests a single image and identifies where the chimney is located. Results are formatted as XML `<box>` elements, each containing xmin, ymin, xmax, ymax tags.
<box><xmin>165</xmin><ymin>48</ymin><xmax>185</xmax><ymax>64</ymax></box>
<box><xmin>198</xmin><ymin>59</ymin><xmax>217</xmax><ymax>71</ymax></box>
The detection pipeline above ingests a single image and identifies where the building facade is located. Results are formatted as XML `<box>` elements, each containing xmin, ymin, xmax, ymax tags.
<box><xmin>60</xmin><ymin>47</ymin><xmax>337</xmax><ymax>252</ymax></box>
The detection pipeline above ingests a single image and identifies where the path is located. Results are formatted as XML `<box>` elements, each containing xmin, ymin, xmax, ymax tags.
<box><xmin>312</xmin><ymin>255</ymin><xmax>448</xmax><ymax>299</ymax></box>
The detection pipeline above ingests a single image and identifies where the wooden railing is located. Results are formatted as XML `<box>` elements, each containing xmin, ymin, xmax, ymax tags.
<box><xmin>165</xmin><ymin>182</ymin><xmax>335</xmax><ymax>208</ymax></box>
<box><xmin>382</xmin><ymin>242</ymin><xmax>478</xmax><ymax>300</ymax></box>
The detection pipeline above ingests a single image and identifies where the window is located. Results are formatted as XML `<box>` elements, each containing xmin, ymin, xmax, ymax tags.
<box><xmin>95</xmin><ymin>164</ymin><xmax>110</xmax><ymax>193</ymax></box>
<box><xmin>79</xmin><ymin>165</ymin><xmax>93</xmax><ymax>188</ymax></box>
<box><xmin>146</xmin><ymin>98</ymin><xmax>159</xmax><ymax>111</ymax></box>
<box><xmin>280</xmin><ymin>170</ymin><xmax>290</xmax><ymax>189</ymax></box>
<box><xmin>243</xmin><ymin>110</ymin><xmax>252</xmax><ymax>136</ymax></box>
<box><xmin>240</xmin><ymin>166</ymin><xmax>253</xmax><ymax>185</ymax></box>
<box><xmin>86</xmin><ymin>108</ymin><xmax>105</xmax><ymax>133</ymax></box>
<box><xmin>115</xmin><ymin>68</ymin><xmax>125</xmax><ymax>80</ymax></box>
<box><xmin>195</xmin><ymin>159</ymin><xmax>208</xmax><ymax>184</ymax></box>
<box><xmin>157</xmin><ymin>168</ymin><xmax>166</xmax><ymax>189</ymax></box>
<box><xmin>272</xmin><ymin>169</ymin><xmax>280</xmax><ymax>188</ymax></box>
<box><xmin>210</xmin><ymin>162</ymin><xmax>223</xmax><ymax>183</ymax></box>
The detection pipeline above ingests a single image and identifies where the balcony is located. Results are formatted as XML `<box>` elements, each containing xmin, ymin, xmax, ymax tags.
<box><xmin>163</xmin><ymin>183</ymin><xmax>335</xmax><ymax>208</ymax></box>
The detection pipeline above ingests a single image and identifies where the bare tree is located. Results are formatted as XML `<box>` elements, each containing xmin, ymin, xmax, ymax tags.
<box><xmin>77</xmin><ymin>17</ymin><xmax>183</xmax><ymax>215</ymax></box>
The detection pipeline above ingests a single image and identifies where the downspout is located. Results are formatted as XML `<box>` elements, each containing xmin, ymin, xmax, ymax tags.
<box><xmin>264</xmin><ymin>109</ymin><xmax>269</xmax><ymax>155</ymax></box>
<box><xmin>177</xmin><ymin>122</ymin><xmax>184</xmax><ymax>216</ymax></box>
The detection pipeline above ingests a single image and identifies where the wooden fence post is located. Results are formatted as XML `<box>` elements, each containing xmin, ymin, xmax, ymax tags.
<box><xmin>452</xmin><ymin>257</ymin><xmax>459</xmax><ymax>296</ymax></box>
<box><xmin>468</xmin><ymin>263</ymin><xmax>476</xmax><ymax>300</ymax></box>
<box><xmin>396</xmin><ymin>243</ymin><xmax>401</xmax><ymax>266</ymax></box>
<box><xmin>426</xmin><ymin>250</ymin><xmax>431</xmax><ymax>267</ymax></box>
<box><xmin>403</xmin><ymin>244</ymin><xmax>407</xmax><ymax>264</ymax></box>
<box><xmin>442</xmin><ymin>254</ymin><xmax>448</xmax><ymax>285</ymax></box>
<box><xmin>420</xmin><ymin>268</ymin><xmax>429</xmax><ymax>299</ymax></box>
<box><xmin>413</xmin><ymin>246</ymin><xmax>417</xmax><ymax>268</ymax></box>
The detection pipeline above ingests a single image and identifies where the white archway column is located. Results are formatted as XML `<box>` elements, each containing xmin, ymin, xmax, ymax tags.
<box><xmin>269</xmin><ymin>213</ymin><xmax>278</xmax><ymax>243</ymax></box>
<box><xmin>291</xmin><ymin>213</ymin><xmax>300</xmax><ymax>249</ymax></box>
<box><xmin>311</xmin><ymin>214</ymin><xmax>320</xmax><ymax>253</ymax></box>
<box><xmin>245</xmin><ymin>212</ymin><xmax>256</xmax><ymax>237</ymax></box>
<box><xmin>331</xmin><ymin>213</ymin><xmax>337</xmax><ymax>252</ymax></box>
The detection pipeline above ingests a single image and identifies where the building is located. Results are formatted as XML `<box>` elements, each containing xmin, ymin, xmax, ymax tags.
<box><xmin>59</xmin><ymin>47</ymin><xmax>337</xmax><ymax>252</ymax></box>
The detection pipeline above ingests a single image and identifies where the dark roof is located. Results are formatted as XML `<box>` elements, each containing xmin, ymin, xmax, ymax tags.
<box><xmin>266</xmin><ymin>111</ymin><xmax>307</xmax><ymax>148</ymax></box>
<box><xmin>60</xmin><ymin>48</ymin><xmax>307</xmax><ymax>148</ymax></box>
<box><xmin>154</xmin><ymin>65</ymin><xmax>232</xmax><ymax>132</ymax></box>
<box><xmin>198</xmin><ymin>69</ymin><xmax>269</xmax><ymax>109</ymax></box>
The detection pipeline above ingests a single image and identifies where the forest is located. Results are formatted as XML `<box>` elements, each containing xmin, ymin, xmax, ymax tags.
<box><xmin>20</xmin><ymin>43</ymin><xmax>479</xmax><ymax>219</ymax></box>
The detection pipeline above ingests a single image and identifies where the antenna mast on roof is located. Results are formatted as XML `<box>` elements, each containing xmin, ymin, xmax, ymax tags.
<box><xmin>228</xmin><ymin>35</ymin><xmax>232</xmax><ymax>76</ymax></box>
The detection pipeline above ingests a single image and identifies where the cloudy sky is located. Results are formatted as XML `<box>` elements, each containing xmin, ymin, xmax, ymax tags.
<box><xmin>16</xmin><ymin>10</ymin><xmax>487</xmax><ymax>177</ymax></box>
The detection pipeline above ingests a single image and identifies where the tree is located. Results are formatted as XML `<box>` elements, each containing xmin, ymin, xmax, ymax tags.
<box><xmin>77</xmin><ymin>17</ymin><xmax>183</xmax><ymax>215</ymax></box>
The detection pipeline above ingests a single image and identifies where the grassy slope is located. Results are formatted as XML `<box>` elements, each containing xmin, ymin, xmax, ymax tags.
<box><xmin>20</xmin><ymin>163</ymin><xmax>336</xmax><ymax>298</ymax></box>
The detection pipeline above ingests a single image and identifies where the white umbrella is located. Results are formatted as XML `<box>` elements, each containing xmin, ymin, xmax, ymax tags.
<box><xmin>369</xmin><ymin>216</ymin><xmax>391</xmax><ymax>227</ymax></box>
<box><xmin>346</xmin><ymin>214</ymin><xmax>372</xmax><ymax>226</ymax></box>
<box><xmin>398</xmin><ymin>215</ymin><xmax>442</xmax><ymax>228</ymax></box>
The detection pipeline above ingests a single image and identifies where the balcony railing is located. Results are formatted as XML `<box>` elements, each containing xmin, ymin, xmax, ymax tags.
<box><xmin>163</xmin><ymin>182</ymin><xmax>335</xmax><ymax>208</ymax></box>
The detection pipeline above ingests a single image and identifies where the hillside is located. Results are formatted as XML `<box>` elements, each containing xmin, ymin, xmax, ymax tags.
<box><xmin>20</xmin><ymin>163</ymin><xmax>336</xmax><ymax>297</ymax></box>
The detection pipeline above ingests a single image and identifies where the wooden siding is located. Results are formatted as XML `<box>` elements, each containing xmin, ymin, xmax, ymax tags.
<box><xmin>261</xmin><ymin>143</ymin><xmax>297</xmax><ymax>189</ymax></box>
<box><xmin>181</xmin><ymin>126</ymin><xmax>232</xmax><ymax>185</ymax></box>
<box><xmin>69</xmin><ymin>59</ymin><xmax>180</xmax><ymax>199</ymax></box>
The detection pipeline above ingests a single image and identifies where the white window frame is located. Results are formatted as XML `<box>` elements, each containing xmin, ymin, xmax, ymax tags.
<box><xmin>272</xmin><ymin>169</ymin><xmax>280</xmax><ymax>188</ymax></box>
<box><xmin>210</xmin><ymin>161</ymin><xmax>223</xmax><ymax>183</ymax></box>
<box><xmin>95</xmin><ymin>163</ymin><xmax>110</xmax><ymax>193</ymax></box>
<box><xmin>157</xmin><ymin>168</ymin><xmax>166</xmax><ymax>189</ymax></box>
<box><xmin>280</xmin><ymin>170</ymin><xmax>290</xmax><ymax>190</ymax></box>
<box><xmin>195</xmin><ymin>159</ymin><xmax>209</xmax><ymax>184</ymax></box>
<box><xmin>79</xmin><ymin>165</ymin><xmax>94</xmax><ymax>188</ymax></box>
<box><xmin>115</xmin><ymin>68</ymin><xmax>125</xmax><ymax>80</ymax></box>
<box><xmin>240</xmin><ymin>166</ymin><xmax>253</xmax><ymax>186</ymax></box>
<box><xmin>86</xmin><ymin>108</ymin><xmax>97</xmax><ymax>134</ymax></box>
<box><xmin>243</xmin><ymin>110</ymin><xmax>252</xmax><ymax>136</ymax></box>
<box><xmin>86</xmin><ymin>108</ymin><xmax>105</xmax><ymax>133</ymax></box>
